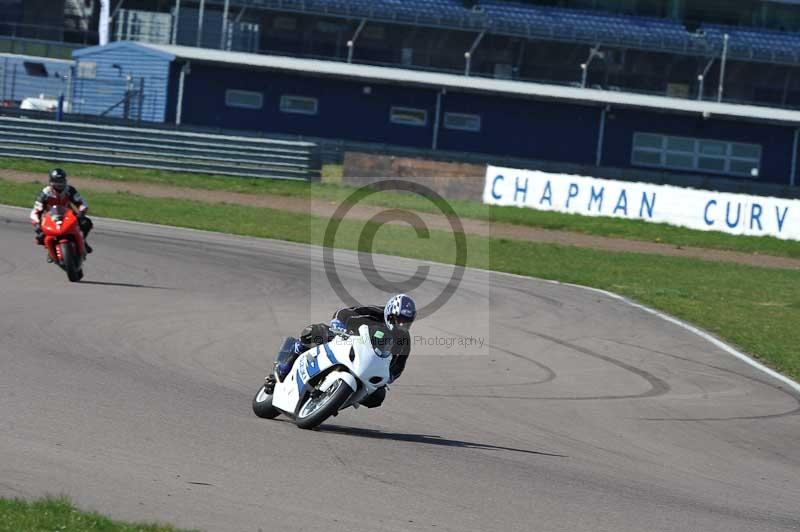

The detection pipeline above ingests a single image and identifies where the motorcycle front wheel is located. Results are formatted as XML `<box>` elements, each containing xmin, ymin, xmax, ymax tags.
<box><xmin>295</xmin><ymin>378</ymin><xmax>352</xmax><ymax>430</ymax></box>
<box><xmin>252</xmin><ymin>384</ymin><xmax>281</xmax><ymax>419</ymax></box>
<box><xmin>60</xmin><ymin>242</ymin><xmax>82</xmax><ymax>282</ymax></box>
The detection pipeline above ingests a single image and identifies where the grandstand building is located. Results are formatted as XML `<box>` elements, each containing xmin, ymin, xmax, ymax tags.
<box><xmin>51</xmin><ymin>0</ymin><xmax>800</xmax><ymax>109</ymax></box>
<box><xmin>5</xmin><ymin>1</ymin><xmax>800</xmax><ymax>188</ymax></box>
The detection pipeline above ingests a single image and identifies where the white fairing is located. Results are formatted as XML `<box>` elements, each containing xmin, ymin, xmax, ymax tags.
<box><xmin>270</xmin><ymin>324</ymin><xmax>391</xmax><ymax>416</ymax></box>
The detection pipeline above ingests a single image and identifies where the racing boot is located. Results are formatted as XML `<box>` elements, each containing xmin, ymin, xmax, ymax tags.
<box><xmin>359</xmin><ymin>386</ymin><xmax>387</xmax><ymax>409</ymax></box>
<box><xmin>85</xmin><ymin>242</ymin><xmax>93</xmax><ymax>254</ymax></box>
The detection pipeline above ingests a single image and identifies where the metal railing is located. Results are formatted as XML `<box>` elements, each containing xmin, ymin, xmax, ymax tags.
<box><xmin>193</xmin><ymin>0</ymin><xmax>800</xmax><ymax>67</ymax></box>
<box><xmin>0</xmin><ymin>37</ymin><xmax>80</xmax><ymax>60</ymax></box>
<box><xmin>0</xmin><ymin>57</ymin><xmax>73</xmax><ymax>107</ymax></box>
<box><xmin>0</xmin><ymin>21</ymin><xmax>97</xmax><ymax>46</ymax></box>
<box><xmin>0</xmin><ymin>116</ymin><xmax>319</xmax><ymax>180</ymax></box>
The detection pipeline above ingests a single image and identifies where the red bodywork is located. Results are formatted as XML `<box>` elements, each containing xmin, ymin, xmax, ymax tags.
<box><xmin>40</xmin><ymin>206</ymin><xmax>86</xmax><ymax>263</ymax></box>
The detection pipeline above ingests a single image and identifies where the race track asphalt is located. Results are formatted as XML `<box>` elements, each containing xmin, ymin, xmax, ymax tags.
<box><xmin>0</xmin><ymin>204</ymin><xmax>798</xmax><ymax>532</ymax></box>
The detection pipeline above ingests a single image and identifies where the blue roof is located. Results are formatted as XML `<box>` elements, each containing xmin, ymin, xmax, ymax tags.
<box><xmin>72</xmin><ymin>40</ymin><xmax>177</xmax><ymax>61</ymax></box>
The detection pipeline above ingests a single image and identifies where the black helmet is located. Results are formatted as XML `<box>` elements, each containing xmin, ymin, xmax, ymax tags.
<box><xmin>384</xmin><ymin>294</ymin><xmax>417</xmax><ymax>331</ymax></box>
<box><xmin>49</xmin><ymin>168</ymin><xmax>67</xmax><ymax>193</ymax></box>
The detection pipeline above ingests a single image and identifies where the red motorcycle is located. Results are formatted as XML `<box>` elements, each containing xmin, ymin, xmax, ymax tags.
<box><xmin>40</xmin><ymin>205</ymin><xmax>86</xmax><ymax>282</ymax></box>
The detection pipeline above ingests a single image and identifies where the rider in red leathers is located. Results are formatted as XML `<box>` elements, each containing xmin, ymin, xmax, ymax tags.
<box><xmin>30</xmin><ymin>168</ymin><xmax>93</xmax><ymax>255</ymax></box>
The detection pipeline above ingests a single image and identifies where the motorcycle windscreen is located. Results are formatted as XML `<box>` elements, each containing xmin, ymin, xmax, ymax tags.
<box><xmin>49</xmin><ymin>205</ymin><xmax>78</xmax><ymax>234</ymax></box>
<box><xmin>49</xmin><ymin>205</ymin><xmax>68</xmax><ymax>222</ymax></box>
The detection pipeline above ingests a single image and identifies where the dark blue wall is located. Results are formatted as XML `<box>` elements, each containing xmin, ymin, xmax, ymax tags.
<box><xmin>603</xmin><ymin>108</ymin><xmax>794</xmax><ymax>185</ymax></box>
<box><xmin>177</xmin><ymin>63</ymin><xmax>601</xmax><ymax>164</ymax></box>
<box><xmin>164</xmin><ymin>63</ymin><xmax>181</xmax><ymax>124</ymax></box>
<box><xmin>180</xmin><ymin>64</ymin><xmax>437</xmax><ymax>148</ymax></box>
<box><xmin>436</xmin><ymin>92</ymin><xmax>599</xmax><ymax>165</ymax></box>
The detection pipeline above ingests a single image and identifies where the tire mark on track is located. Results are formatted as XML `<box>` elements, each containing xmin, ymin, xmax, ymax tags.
<box><xmin>405</xmin><ymin>328</ymin><xmax>670</xmax><ymax>401</ymax></box>
<box><xmin>399</xmin><ymin>325</ymin><xmax>558</xmax><ymax>389</ymax></box>
<box><xmin>0</xmin><ymin>257</ymin><xmax>17</xmax><ymax>277</ymax></box>
<box><xmin>528</xmin><ymin>329</ymin><xmax>670</xmax><ymax>399</ymax></box>
<box><xmin>638</xmin><ymin>405</ymin><xmax>800</xmax><ymax>421</ymax></box>
<box><xmin>604</xmin><ymin>339</ymin><xmax>800</xmax><ymax>421</ymax></box>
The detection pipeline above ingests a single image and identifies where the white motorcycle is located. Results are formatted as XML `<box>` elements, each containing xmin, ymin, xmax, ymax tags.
<box><xmin>252</xmin><ymin>324</ymin><xmax>391</xmax><ymax>429</ymax></box>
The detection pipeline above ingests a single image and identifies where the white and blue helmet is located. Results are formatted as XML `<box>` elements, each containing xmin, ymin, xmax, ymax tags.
<box><xmin>384</xmin><ymin>294</ymin><xmax>416</xmax><ymax>331</ymax></box>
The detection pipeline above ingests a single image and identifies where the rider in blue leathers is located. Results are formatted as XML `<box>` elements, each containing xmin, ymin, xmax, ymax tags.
<box><xmin>265</xmin><ymin>294</ymin><xmax>417</xmax><ymax>408</ymax></box>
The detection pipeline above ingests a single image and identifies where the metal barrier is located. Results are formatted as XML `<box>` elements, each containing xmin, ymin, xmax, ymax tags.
<box><xmin>0</xmin><ymin>116</ymin><xmax>319</xmax><ymax>180</ymax></box>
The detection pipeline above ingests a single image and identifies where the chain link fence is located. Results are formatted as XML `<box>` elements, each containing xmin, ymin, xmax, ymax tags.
<box><xmin>0</xmin><ymin>57</ymin><xmax>151</xmax><ymax>121</ymax></box>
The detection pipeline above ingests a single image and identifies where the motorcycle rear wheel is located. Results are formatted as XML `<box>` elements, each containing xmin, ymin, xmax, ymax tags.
<box><xmin>295</xmin><ymin>378</ymin><xmax>351</xmax><ymax>430</ymax></box>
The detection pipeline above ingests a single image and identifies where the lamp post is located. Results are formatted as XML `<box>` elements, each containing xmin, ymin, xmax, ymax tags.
<box><xmin>347</xmin><ymin>19</ymin><xmax>367</xmax><ymax>63</ymax></box>
<box><xmin>580</xmin><ymin>45</ymin><xmax>604</xmax><ymax>88</ymax></box>
<box><xmin>196</xmin><ymin>0</ymin><xmax>205</xmax><ymax>47</ymax></box>
<box><xmin>697</xmin><ymin>57</ymin><xmax>715</xmax><ymax>101</ymax></box>
<box><xmin>220</xmin><ymin>0</ymin><xmax>230</xmax><ymax>50</ymax></box>
<box><xmin>464</xmin><ymin>30</ymin><xmax>486</xmax><ymax>76</ymax></box>
<box><xmin>717</xmin><ymin>33</ymin><xmax>729</xmax><ymax>102</ymax></box>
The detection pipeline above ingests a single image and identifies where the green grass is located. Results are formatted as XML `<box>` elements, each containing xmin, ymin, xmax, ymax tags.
<box><xmin>0</xmin><ymin>497</ymin><xmax>193</xmax><ymax>532</ymax></box>
<box><xmin>3</xmin><ymin>156</ymin><xmax>800</xmax><ymax>259</ymax></box>
<box><xmin>2</xmin><ymin>177</ymin><xmax>798</xmax><ymax>381</ymax></box>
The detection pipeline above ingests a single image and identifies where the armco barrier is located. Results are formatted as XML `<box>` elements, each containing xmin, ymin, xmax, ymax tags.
<box><xmin>0</xmin><ymin>116</ymin><xmax>319</xmax><ymax>180</ymax></box>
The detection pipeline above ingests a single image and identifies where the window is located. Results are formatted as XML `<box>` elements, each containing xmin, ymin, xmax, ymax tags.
<box><xmin>635</xmin><ymin>133</ymin><xmax>663</xmax><ymax>149</ymax></box>
<box><xmin>632</xmin><ymin>132</ymin><xmax>761</xmax><ymax>177</ymax></box>
<box><xmin>731</xmin><ymin>143</ymin><xmax>760</xmax><ymax>159</ymax></box>
<box><xmin>273</xmin><ymin>16</ymin><xmax>296</xmax><ymax>31</ymax></box>
<box><xmin>225</xmin><ymin>89</ymin><xmax>263</xmax><ymax>110</ymax></box>
<box><xmin>280</xmin><ymin>95</ymin><xmax>318</xmax><ymax>115</ymax></box>
<box><xmin>444</xmin><ymin>112</ymin><xmax>481</xmax><ymax>132</ymax></box>
<box><xmin>23</xmin><ymin>62</ymin><xmax>47</xmax><ymax>77</ymax></box>
<box><xmin>632</xmin><ymin>150</ymin><xmax>661</xmax><ymax>166</ymax></box>
<box><xmin>665</xmin><ymin>153</ymin><xmax>693</xmax><ymax>169</ymax></box>
<box><xmin>77</xmin><ymin>61</ymin><xmax>96</xmax><ymax>79</ymax></box>
<box><xmin>699</xmin><ymin>139</ymin><xmax>726</xmax><ymax>156</ymax></box>
<box><xmin>390</xmin><ymin>106</ymin><xmax>427</xmax><ymax>127</ymax></box>
<box><xmin>362</xmin><ymin>25</ymin><xmax>386</xmax><ymax>40</ymax></box>
<box><xmin>666</xmin><ymin>136</ymin><xmax>693</xmax><ymax>152</ymax></box>
<box><xmin>316</xmin><ymin>21</ymin><xmax>344</xmax><ymax>33</ymax></box>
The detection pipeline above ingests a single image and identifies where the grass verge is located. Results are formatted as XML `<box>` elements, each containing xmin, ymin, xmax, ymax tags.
<box><xmin>1</xmin><ymin>177</ymin><xmax>798</xmax><ymax>382</ymax></box>
<box><xmin>0</xmin><ymin>497</ymin><xmax>193</xmax><ymax>532</ymax></box>
<box><xmin>3</xmin><ymin>156</ymin><xmax>800</xmax><ymax>259</ymax></box>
